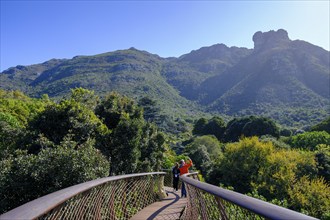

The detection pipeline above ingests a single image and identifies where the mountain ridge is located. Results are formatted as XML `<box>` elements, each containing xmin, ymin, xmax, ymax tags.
<box><xmin>1</xmin><ymin>29</ymin><xmax>329</xmax><ymax>129</ymax></box>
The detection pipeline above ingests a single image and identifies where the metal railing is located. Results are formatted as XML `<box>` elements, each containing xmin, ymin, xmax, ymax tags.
<box><xmin>181</xmin><ymin>172</ymin><xmax>318</xmax><ymax>220</ymax></box>
<box><xmin>0</xmin><ymin>170</ymin><xmax>319</xmax><ymax>220</ymax></box>
<box><xmin>0</xmin><ymin>172</ymin><xmax>166</xmax><ymax>220</ymax></box>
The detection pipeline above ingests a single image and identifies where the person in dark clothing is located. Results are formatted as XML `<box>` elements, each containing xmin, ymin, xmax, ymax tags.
<box><xmin>172</xmin><ymin>162</ymin><xmax>180</xmax><ymax>191</ymax></box>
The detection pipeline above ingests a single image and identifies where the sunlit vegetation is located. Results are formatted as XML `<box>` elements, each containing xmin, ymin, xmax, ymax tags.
<box><xmin>183</xmin><ymin>116</ymin><xmax>330</xmax><ymax>219</ymax></box>
<box><xmin>0</xmin><ymin>89</ymin><xmax>170</xmax><ymax>213</ymax></box>
<box><xmin>1</xmin><ymin>88</ymin><xmax>329</xmax><ymax>219</ymax></box>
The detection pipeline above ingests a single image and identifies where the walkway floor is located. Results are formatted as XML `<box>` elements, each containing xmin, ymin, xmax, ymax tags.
<box><xmin>130</xmin><ymin>187</ymin><xmax>186</xmax><ymax>220</ymax></box>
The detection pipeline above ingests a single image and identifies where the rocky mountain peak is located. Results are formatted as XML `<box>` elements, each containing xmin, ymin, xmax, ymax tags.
<box><xmin>253</xmin><ymin>29</ymin><xmax>291</xmax><ymax>51</ymax></box>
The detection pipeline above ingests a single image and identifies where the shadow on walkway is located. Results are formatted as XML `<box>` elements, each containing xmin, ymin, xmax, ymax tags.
<box><xmin>131</xmin><ymin>187</ymin><xmax>187</xmax><ymax>220</ymax></box>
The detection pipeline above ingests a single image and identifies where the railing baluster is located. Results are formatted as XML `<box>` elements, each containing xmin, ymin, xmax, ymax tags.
<box><xmin>215</xmin><ymin>196</ymin><xmax>229</xmax><ymax>220</ymax></box>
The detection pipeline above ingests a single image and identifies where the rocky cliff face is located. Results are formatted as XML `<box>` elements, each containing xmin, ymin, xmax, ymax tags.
<box><xmin>253</xmin><ymin>29</ymin><xmax>291</xmax><ymax>51</ymax></box>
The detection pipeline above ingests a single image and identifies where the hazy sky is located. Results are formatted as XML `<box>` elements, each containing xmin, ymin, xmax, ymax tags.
<box><xmin>1</xmin><ymin>1</ymin><xmax>329</xmax><ymax>71</ymax></box>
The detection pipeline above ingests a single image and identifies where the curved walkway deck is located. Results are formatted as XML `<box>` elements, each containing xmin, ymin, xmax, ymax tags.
<box><xmin>131</xmin><ymin>187</ymin><xmax>186</xmax><ymax>220</ymax></box>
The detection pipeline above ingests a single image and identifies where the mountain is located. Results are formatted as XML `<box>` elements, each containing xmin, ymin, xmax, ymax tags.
<box><xmin>203</xmin><ymin>30</ymin><xmax>330</xmax><ymax>126</ymax></box>
<box><xmin>0</xmin><ymin>48</ymin><xmax>206</xmax><ymax>134</ymax></box>
<box><xmin>1</xmin><ymin>29</ymin><xmax>329</xmax><ymax>129</ymax></box>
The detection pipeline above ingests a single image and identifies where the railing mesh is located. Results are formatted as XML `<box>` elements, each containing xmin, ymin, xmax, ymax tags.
<box><xmin>180</xmin><ymin>173</ymin><xmax>316</xmax><ymax>220</ymax></box>
<box><xmin>40</xmin><ymin>175</ymin><xmax>164</xmax><ymax>220</ymax></box>
<box><xmin>1</xmin><ymin>173</ymin><xmax>165</xmax><ymax>220</ymax></box>
<box><xmin>1</xmin><ymin>171</ymin><xmax>317</xmax><ymax>220</ymax></box>
<box><xmin>182</xmin><ymin>179</ymin><xmax>264</xmax><ymax>219</ymax></box>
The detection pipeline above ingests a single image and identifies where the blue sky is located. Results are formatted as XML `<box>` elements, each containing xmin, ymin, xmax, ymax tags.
<box><xmin>1</xmin><ymin>1</ymin><xmax>329</xmax><ymax>71</ymax></box>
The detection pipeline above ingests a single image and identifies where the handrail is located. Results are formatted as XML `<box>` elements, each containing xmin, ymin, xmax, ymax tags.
<box><xmin>181</xmin><ymin>172</ymin><xmax>317</xmax><ymax>220</ymax></box>
<box><xmin>0</xmin><ymin>172</ymin><xmax>166</xmax><ymax>220</ymax></box>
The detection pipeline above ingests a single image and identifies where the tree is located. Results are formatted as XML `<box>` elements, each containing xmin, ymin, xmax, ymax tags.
<box><xmin>224</xmin><ymin>117</ymin><xmax>252</xmax><ymax>142</ymax></box>
<box><xmin>255</xmin><ymin>149</ymin><xmax>317</xmax><ymax>200</ymax></box>
<box><xmin>109</xmin><ymin>118</ymin><xmax>142</xmax><ymax>174</ymax></box>
<box><xmin>0</xmin><ymin>90</ymin><xmax>45</xmax><ymax>127</ymax></box>
<box><xmin>25</xmin><ymin>99</ymin><xmax>107</xmax><ymax>153</ymax></box>
<box><xmin>138</xmin><ymin>96</ymin><xmax>160</xmax><ymax>122</ymax></box>
<box><xmin>0</xmin><ymin>114</ymin><xmax>23</xmax><ymax>158</ymax></box>
<box><xmin>95</xmin><ymin>92</ymin><xmax>142</xmax><ymax>130</ymax></box>
<box><xmin>95</xmin><ymin>92</ymin><xmax>165</xmax><ymax>175</ymax></box>
<box><xmin>0</xmin><ymin>138</ymin><xmax>109</xmax><ymax>214</ymax></box>
<box><xmin>203</xmin><ymin>116</ymin><xmax>226</xmax><ymax>140</ymax></box>
<box><xmin>315</xmin><ymin>144</ymin><xmax>330</xmax><ymax>182</ymax></box>
<box><xmin>192</xmin><ymin>118</ymin><xmax>208</xmax><ymax>135</ymax></box>
<box><xmin>0</xmin><ymin>90</ymin><xmax>46</xmax><ymax>158</ymax></box>
<box><xmin>208</xmin><ymin>137</ymin><xmax>274</xmax><ymax>193</ymax></box>
<box><xmin>138</xmin><ymin>123</ymin><xmax>166</xmax><ymax>172</ymax></box>
<box><xmin>184</xmin><ymin>135</ymin><xmax>222</xmax><ymax>161</ymax></box>
<box><xmin>241</xmin><ymin>116</ymin><xmax>279</xmax><ymax>138</ymax></box>
<box><xmin>185</xmin><ymin>145</ymin><xmax>211</xmax><ymax>175</ymax></box>
<box><xmin>224</xmin><ymin>116</ymin><xmax>279</xmax><ymax>142</ymax></box>
<box><xmin>192</xmin><ymin>116</ymin><xmax>226</xmax><ymax>140</ymax></box>
<box><xmin>288</xmin><ymin>176</ymin><xmax>330</xmax><ymax>219</ymax></box>
<box><xmin>69</xmin><ymin>88</ymin><xmax>99</xmax><ymax>111</ymax></box>
<box><xmin>311</xmin><ymin>117</ymin><xmax>330</xmax><ymax>134</ymax></box>
<box><xmin>290</xmin><ymin>131</ymin><xmax>330</xmax><ymax>151</ymax></box>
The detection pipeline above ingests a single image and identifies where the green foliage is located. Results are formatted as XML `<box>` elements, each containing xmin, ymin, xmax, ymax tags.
<box><xmin>110</xmin><ymin>118</ymin><xmax>143</xmax><ymax>174</ymax></box>
<box><xmin>95</xmin><ymin>91</ymin><xmax>165</xmax><ymax>175</ymax></box>
<box><xmin>311</xmin><ymin>117</ymin><xmax>330</xmax><ymax>133</ymax></box>
<box><xmin>279</xmin><ymin>128</ymin><xmax>293</xmax><ymax>137</ymax></box>
<box><xmin>206</xmin><ymin>135</ymin><xmax>326</xmax><ymax>219</ymax></box>
<box><xmin>69</xmin><ymin>87</ymin><xmax>100</xmax><ymax>111</ymax></box>
<box><xmin>290</xmin><ymin>131</ymin><xmax>330</xmax><ymax>151</ymax></box>
<box><xmin>192</xmin><ymin>117</ymin><xmax>226</xmax><ymax>140</ymax></box>
<box><xmin>208</xmin><ymin>137</ymin><xmax>274</xmax><ymax>193</ymax></box>
<box><xmin>0</xmin><ymin>138</ymin><xmax>109</xmax><ymax>214</ymax></box>
<box><xmin>138</xmin><ymin>96</ymin><xmax>160</xmax><ymax>122</ymax></box>
<box><xmin>192</xmin><ymin>118</ymin><xmax>208</xmax><ymax>135</ymax></box>
<box><xmin>0</xmin><ymin>90</ymin><xmax>47</xmax><ymax>158</ymax></box>
<box><xmin>315</xmin><ymin>144</ymin><xmax>330</xmax><ymax>182</ymax></box>
<box><xmin>184</xmin><ymin>135</ymin><xmax>222</xmax><ymax>160</ymax></box>
<box><xmin>96</xmin><ymin>92</ymin><xmax>142</xmax><ymax>130</ymax></box>
<box><xmin>259</xmin><ymin>135</ymin><xmax>291</xmax><ymax>149</ymax></box>
<box><xmin>138</xmin><ymin>123</ymin><xmax>166</xmax><ymax>172</ymax></box>
<box><xmin>255</xmin><ymin>149</ymin><xmax>317</xmax><ymax>200</ymax></box>
<box><xmin>0</xmin><ymin>89</ymin><xmax>167</xmax><ymax>214</ymax></box>
<box><xmin>26</xmin><ymin>99</ymin><xmax>107</xmax><ymax>153</ymax></box>
<box><xmin>288</xmin><ymin>176</ymin><xmax>330</xmax><ymax>219</ymax></box>
<box><xmin>224</xmin><ymin>116</ymin><xmax>279</xmax><ymax>142</ymax></box>
<box><xmin>183</xmin><ymin>135</ymin><xmax>222</xmax><ymax>175</ymax></box>
<box><xmin>0</xmin><ymin>90</ymin><xmax>46</xmax><ymax>127</ymax></box>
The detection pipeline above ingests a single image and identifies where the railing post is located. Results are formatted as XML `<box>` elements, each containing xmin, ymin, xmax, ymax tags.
<box><xmin>108</xmin><ymin>185</ymin><xmax>116</xmax><ymax>220</ymax></box>
<box><xmin>157</xmin><ymin>174</ymin><xmax>167</xmax><ymax>199</ymax></box>
<box><xmin>215</xmin><ymin>196</ymin><xmax>229</xmax><ymax>220</ymax></box>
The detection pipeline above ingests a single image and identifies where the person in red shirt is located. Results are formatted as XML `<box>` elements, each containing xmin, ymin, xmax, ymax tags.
<box><xmin>179</xmin><ymin>158</ymin><xmax>193</xmax><ymax>197</ymax></box>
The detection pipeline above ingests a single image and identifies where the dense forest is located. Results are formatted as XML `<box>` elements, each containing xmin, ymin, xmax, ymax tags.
<box><xmin>0</xmin><ymin>89</ymin><xmax>329</xmax><ymax>219</ymax></box>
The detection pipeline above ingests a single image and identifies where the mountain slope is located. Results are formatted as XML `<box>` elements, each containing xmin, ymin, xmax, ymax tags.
<box><xmin>0</xmin><ymin>48</ymin><xmax>204</xmax><ymax>123</ymax></box>
<box><xmin>201</xmin><ymin>29</ymin><xmax>330</xmax><ymax>126</ymax></box>
<box><xmin>161</xmin><ymin>44</ymin><xmax>252</xmax><ymax>101</ymax></box>
<box><xmin>1</xmin><ymin>29</ymin><xmax>329</xmax><ymax>128</ymax></box>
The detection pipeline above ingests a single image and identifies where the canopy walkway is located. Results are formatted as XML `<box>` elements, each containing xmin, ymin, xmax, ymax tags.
<box><xmin>0</xmin><ymin>172</ymin><xmax>317</xmax><ymax>220</ymax></box>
